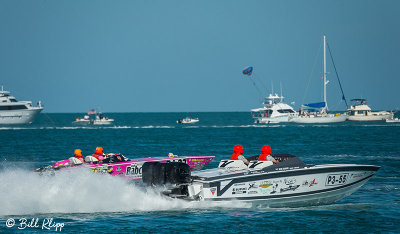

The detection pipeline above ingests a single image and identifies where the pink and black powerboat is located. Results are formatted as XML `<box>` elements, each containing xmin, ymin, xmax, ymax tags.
<box><xmin>35</xmin><ymin>153</ymin><xmax>214</xmax><ymax>180</ymax></box>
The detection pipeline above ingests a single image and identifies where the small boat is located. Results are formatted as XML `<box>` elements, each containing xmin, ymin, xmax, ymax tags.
<box><xmin>73</xmin><ymin>111</ymin><xmax>114</xmax><ymax>125</ymax></box>
<box><xmin>0</xmin><ymin>86</ymin><xmax>43</xmax><ymax>125</ymax></box>
<box><xmin>35</xmin><ymin>153</ymin><xmax>214</xmax><ymax>180</ymax></box>
<box><xmin>348</xmin><ymin>99</ymin><xmax>393</xmax><ymax>121</ymax></box>
<box><xmin>386</xmin><ymin>117</ymin><xmax>400</xmax><ymax>123</ymax></box>
<box><xmin>289</xmin><ymin>35</ymin><xmax>347</xmax><ymax>124</ymax></box>
<box><xmin>177</xmin><ymin>117</ymin><xmax>199</xmax><ymax>124</ymax></box>
<box><xmin>93</xmin><ymin>113</ymin><xmax>114</xmax><ymax>125</ymax></box>
<box><xmin>142</xmin><ymin>154</ymin><xmax>379</xmax><ymax>207</ymax></box>
<box><xmin>251</xmin><ymin>93</ymin><xmax>297</xmax><ymax>123</ymax></box>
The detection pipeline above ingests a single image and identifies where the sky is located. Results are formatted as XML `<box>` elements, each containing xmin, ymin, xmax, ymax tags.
<box><xmin>0</xmin><ymin>0</ymin><xmax>399</xmax><ymax>113</ymax></box>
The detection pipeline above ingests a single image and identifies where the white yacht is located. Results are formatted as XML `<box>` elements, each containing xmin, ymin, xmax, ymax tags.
<box><xmin>348</xmin><ymin>99</ymin><xmax>393</xmax><ymax>121</ymax></box>
<box><xmin>0</xmin><ymin>86</ymin><xmax>43</xmax><ymax>125</ymax></box>
<box><xmin>251</xmin><ymin>93</ymin><xmax>296</xmax><ymax>123</ymax></box>
<box><xmin>289</xmin><ymin>35</ymin><xmax>347</xmax><ymax>124</ymax></box>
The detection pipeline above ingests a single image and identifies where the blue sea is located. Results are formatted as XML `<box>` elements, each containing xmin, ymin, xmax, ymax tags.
<box><xmin>0</xmin><ymin>112</ymin><xmax>399</xmax><ymax>233</ymax></box>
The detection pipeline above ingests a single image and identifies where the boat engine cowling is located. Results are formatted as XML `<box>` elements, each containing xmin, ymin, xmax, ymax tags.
<box><xmin>142</xmin><ymin>162</ymin><xmax>191</xmax><ymax>186</ymax></box>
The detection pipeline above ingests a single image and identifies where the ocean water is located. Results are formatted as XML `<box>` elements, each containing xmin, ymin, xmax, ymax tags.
<box><xmin>0</xmin><ymin>112</ymin><xmax>399</xmax><ymax>233</ymax></box>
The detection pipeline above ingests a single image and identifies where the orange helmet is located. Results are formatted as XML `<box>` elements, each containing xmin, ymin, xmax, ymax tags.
<box><xmin>233</xmin><ymin>145</ymin><xmax>243</xmax><ymax>154</ymax></box>
<box><xmin>95</xmin><ymin>147</ymin><xmax>103</xmax><ymax>155</ymax></box>
<box><xmin>261</xmin><ymin>145</ymin><xmax>271</xmax><ymax>155</ymax></box>
<box><xmin>74</xmin><ymin>149</ymin><xmax>82</xmax><ymax>157</ymax></box>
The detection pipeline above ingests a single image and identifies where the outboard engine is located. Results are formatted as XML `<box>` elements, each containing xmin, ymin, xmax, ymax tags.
<box><xmin>142</xmin><ymin>162</ymin><xmax>191</xmax><ymax>186</ymax></box>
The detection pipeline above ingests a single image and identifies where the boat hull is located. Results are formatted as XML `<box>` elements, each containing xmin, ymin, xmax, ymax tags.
<box><xmin>254</xmin><ymin>114</ymin><xmax>293</xmax><ymax>124</ymax></box>
<box><xmin>182</xmin><ymin>163</ymin><xmax>379</xmax><ymax>207</ymax></box>
<box><xmin>348</xmin><ymin>113</ymin><xmax>393</xmax><ymax>121</ymax></box>
<box><xmin>289</xmin><ymin>114</ymin><xmax>347</xmax><ymax>123</ymax></box>
<box><xmin>0</xmin><ymin>108</ymin><xmax>42</xmax><ymax>125</ymax></box>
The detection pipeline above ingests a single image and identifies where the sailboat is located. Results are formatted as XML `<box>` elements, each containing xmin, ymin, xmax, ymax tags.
<box><xmin>289</xmin><ymin>35</ymin><xmax>347</xmax><ymax>123</ymax></box>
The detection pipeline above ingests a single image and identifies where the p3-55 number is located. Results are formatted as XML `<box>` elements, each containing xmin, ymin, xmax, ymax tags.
<box><xmin>325</xmin><ymin>173</ymin><xmax>348</xmax><ymax>186</ymax></box>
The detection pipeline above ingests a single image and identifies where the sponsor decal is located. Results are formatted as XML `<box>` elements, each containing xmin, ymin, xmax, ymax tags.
<box><xmin>116</xmin><ymin>166</ymin><xmax>122</xmax><ymax>172</ymax></box>
<box><xmin>280</xmin><ymin>185</ymin><xmax>300</xmax><ymax>193</ymax></box>
<box><xmin>248</xmin><ymin>191</ymin><xmax>258</xmax><ymax>194</ymax></box>
<box><xmin>126</xmin><ymin>163</ymin><xmax>142</xmax><ymax>176</ymax></box>
<box><xmin>309</xmin><ymin>179</ymin><xmax>318</xmax><ymax>187</ymax></box>
<box><xmin>270</xmin><ymin>184</ymin><xmax>279</xmax><ymax>194</ymax></box>
<box><xmin>258</xmin><ymin>182</ymin><xmax>273</xmax><ymax>194</ymax></box>
<box><xmin>191</xmin><ymin>159</ymin><xmax>205</xmax><ymax>162</ymax></box>
<box><xmin>351</xmin><ymin>172</ymin><xmax>365</xmax><ymax>178</ymax></box>
<box><xmin>234</xmin><ymin>183</ymin><xmax>245</xmax><ymax>186</ymax></box>
<box><xmin>302</xmin><ymin>180</ymin><xmax>309</xmax><ymax>187</ymax></box>
<box><xmin>259</xmin><ymin>183</ymin><xmax>272</xmax><ymax>189</ymax></box>
<box><xmin>284</xmin><ymin>178</ymin><xmax>296</xmax><ymax>185</ymax></box>
<box><xmin>248</xmin><ymin>183</ymin><xmax>257</xmax><ymax>190</ymax></box>
<box><xmin>232</xmin><ymin>187</ymin><xmax>247</xmax><ymax>194</ymax></box>
<box><xmin>107</xmin><ymin>166</ymin><xmax>113</xmax><ymax>174</ymax></box>
<box><xmin>210</xmin><ymin>187</ymin><xmax>216</xmax><ymax>195</ymax></box>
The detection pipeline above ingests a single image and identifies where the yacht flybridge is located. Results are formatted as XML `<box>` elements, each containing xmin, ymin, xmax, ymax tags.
<box><xmin>0</xmin><ymin>86</ymin><xmax>43</xmax><ymax>124</ymax></box>
<box><xmin>251</xmin><ymin>93</ymin><xmax>296</xmax><ymax>123</ymax></box>
<box><xmin>348</xmin><ymin>99</ymin><xmax>393</xmax><ymax>121</ymax></box>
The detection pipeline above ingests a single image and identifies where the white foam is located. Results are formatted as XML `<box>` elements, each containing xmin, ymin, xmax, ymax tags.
<box><xmin>0</xmin><ymin>168</ymin><xmax>249</xmax><ymax>216</ymax></box>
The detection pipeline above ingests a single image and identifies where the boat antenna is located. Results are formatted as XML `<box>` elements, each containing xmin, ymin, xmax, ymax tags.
<box><xmin>271</xmin><ymin>81</ymin><xmax>274</xmax><ymax>94</ymax></box>
<box><xmin>327</xmin><ymin>41</ymin><xmax>348</xmax><ymax>109</ymax></box>
<box><xmin>280</xmin><ymin>82</ymin><xmax>283</xmax><ymax>102</ymax></box>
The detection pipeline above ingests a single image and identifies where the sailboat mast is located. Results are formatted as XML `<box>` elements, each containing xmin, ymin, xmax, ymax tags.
<box><xmin>323</xmin><ymin>35</ymin><xmax>328</xmax><ymax>111</ymax></box>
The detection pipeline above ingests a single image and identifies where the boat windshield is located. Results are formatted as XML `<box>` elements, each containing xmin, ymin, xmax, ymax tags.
<box><xmin>277</xmin><ymin>109</ymin><xmax>295</xmax><ymax>113</ymax></box>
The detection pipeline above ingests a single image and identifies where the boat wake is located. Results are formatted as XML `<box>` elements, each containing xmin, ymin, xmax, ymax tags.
<box><xmin>0</xmin><ymin>167</ymin><xmax>249</xmax><ymax>216</ymax></box>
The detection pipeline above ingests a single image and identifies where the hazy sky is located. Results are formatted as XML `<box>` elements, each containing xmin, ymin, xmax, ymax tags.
<box><xmin>0</xmin><ymin>0</ymin><xmax>399</xmax><ymax>113</ymax></box>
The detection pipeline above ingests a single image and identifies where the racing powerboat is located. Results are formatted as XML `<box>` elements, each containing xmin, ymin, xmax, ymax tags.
<box><xmin>35</xmin><ymin>153</ymin><xmax>214</xmax><ymax>180</ymax></box>
<box><xmin>177</xmin><ymin>117</ymin><xmax>199</xmax><ymax>124</ymax></box>
<box><xmin>142</xmin><ymin>154</ymin><xmax>379</xmax><ymax>207</ymax></box>
<box><xmin>0</xmin><ymin>86</ymin><xmax>43</xmax><ymax>124</ymax></box>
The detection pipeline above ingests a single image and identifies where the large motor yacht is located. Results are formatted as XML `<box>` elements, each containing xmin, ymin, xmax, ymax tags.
<box><xmin>251</xmin><ymin>93</ymin><xmax>296</xmax><ymax>124</ymax></box>
<box><xmin>348</xmin><ymin>99</ymin><xmax>393</xmax><ymax>121</ymax></box>
<box><xmin>0</xmin><ymin>86</ymin><xmax>43</xmax><ymax>125</ymax></box>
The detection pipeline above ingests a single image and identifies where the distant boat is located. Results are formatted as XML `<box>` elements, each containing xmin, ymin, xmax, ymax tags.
<box><xmin>0</xmin><ymin>86</ymin><xmax>43</xmax><ymax>125</ymax></box>
<box><xmin>348</xmin><ymin>99</ymin><xmax>393</xmax><ymax>121</ymax></box>
<box><xmin>386</xmin><ymin>117</ymin><xmax>400</xmax><ymax>123</ymax></box>
<box><xmin>289</xmin><ymin>35</ymin><xmax>347</xmax><ymax>124</ymax></box>
<box><xmin>177</xmin><ymin>117</ymin><xmax>199</xmax><ymax>124</ymax></box>
<box><xmin>251</xmin><ymin>93</ymin><xmax>296</xmax><ymax>123</ymax></box>
<box><xmin>73</xmin><ymin>111</ymin><xmax>114</xmax><ymax>125</ymax></box>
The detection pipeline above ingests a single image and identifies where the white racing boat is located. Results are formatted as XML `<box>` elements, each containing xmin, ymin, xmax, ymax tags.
<box><xmin>142</xmin><ymin>154</ymin><xmax>379</xmax><ymax>207</ymax></box>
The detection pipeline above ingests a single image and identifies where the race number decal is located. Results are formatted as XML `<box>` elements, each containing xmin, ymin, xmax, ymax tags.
<box><xmin>325</xmin><ymin>173</ymin><xmax>348</xmax><ymax>186</ymax></box>
<box><xmin>167</xmin><ymin>158</ymin><xmax>187</xmax><ymax>164</ymax></box>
